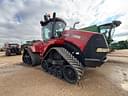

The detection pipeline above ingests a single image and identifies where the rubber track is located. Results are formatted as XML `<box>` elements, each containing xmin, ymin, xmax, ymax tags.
<box><xmin>44</xmin><ymin>47</ymin><xmax>84</xmax><ymax>80</ymax></box>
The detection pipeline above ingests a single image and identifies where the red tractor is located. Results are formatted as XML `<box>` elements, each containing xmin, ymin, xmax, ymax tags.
<box><xmin>22</xmin><ymin>12</ymin><xmax>109</xmax><ymax>84</ymax></box>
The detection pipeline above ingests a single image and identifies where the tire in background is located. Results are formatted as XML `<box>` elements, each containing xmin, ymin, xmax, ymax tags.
<box><xmin>5</xmin><ymin>50</ymin><xmax>11</xmax><ymax>56</ymax></box>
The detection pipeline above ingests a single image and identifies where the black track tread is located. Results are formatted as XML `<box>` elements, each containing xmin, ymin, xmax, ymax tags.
<box><xmin>23</xmin><ymin>48</ymin><xmax>41</xmax><ymax>66</ymax></box>
<box><xmin>43</xmin><ymin>47</ymin><xmax>84</xmax><ymax>81</ymax></box>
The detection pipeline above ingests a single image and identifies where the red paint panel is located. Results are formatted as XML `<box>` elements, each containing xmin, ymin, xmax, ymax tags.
<box><xmin>31</xmin><ymin>41</ymin><xmax>44</xmax><ymax>53</ymax></box>
<box><xmin>31</xmin><ymin>39</ymin><xmax>64</xmax><ymax>55</ymax></box>
<box><xmin>63</xmin><ymin>30</ymin><xmax>99</xmax><ymax>51</ymax></box>
<box><xmin>40</xmin><ymin>39</ymin><xmax>64</xmax><ymax>56</ymax></box>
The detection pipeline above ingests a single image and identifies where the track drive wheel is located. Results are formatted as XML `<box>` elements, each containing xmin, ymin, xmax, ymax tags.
<box><xmin>63</xmin><ymin>65</ymin><xmax>78</xmax><ymax>84</ymax></box>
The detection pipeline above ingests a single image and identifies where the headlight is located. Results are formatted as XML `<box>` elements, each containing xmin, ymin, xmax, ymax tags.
<box><xmin>96</xmin><ymin>48</ymin><xmax>109</xmax><ymax>52</ymax></box>
<box><xmin>75</xmin><ymin>52</ymin><xmax>79</xmax><ymax>55</ymax></box>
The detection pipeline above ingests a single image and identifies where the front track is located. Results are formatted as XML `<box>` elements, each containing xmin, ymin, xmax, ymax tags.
<box><xmin>41</xmin><ymin>47</ymin><xmax>84</xmax><ymax>84</ymax></box>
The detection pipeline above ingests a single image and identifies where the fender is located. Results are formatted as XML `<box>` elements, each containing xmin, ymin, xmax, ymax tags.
<box><xmin>30</xmin><ymin>41</ymin><xmax>44</xmax><ymax>53</ymax></box>
<box><xmin>41</xmin><ymin>38</ymin><xmax>64</xmax><ymax>56</ymax></box>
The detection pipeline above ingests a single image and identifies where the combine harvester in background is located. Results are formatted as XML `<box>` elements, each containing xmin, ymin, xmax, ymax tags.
<box><xmin>5</xmin><ymin>43</ymin><xmax>21</xmax><ymax>56</ymax></box>
<box><xmin>80</xmin><ymin>21</ymin><xmax>121</xmax><ymax>45</ymax></box>
<box><xmin>22</xmin><ymin>12</ymin><xmax>109</xmax><ymax>84</ymax></box>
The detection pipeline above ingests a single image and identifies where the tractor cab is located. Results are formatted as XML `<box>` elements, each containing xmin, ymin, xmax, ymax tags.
<box><xmin>40</xmin><ymin>13</ymin><xmax>66</xmax><ymax>41</ymax></box>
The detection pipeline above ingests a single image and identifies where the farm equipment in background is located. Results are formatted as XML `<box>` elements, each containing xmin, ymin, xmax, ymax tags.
<box><xmin>21</xmin><ymin>40</ymin><xmax>41</xmax><ymax>51</ymax></box>
<box><xmin>22</xmin><ymin>12</ymin><xmax>109</xmax><ymax>84</ymax></box>
<box><xmin>5</xmin><ymin>43</ymin><xmax>21</xmax><ymax>56</ymax></box>
<box><xmin>80</xmin><ymin>21</ymin><xmax>121</xmax><ymax>45</ymax></box>
<box><xmin>111</xmin><ymin>40</ymin><xmax>128</xmax><ymax>49</ymax></box>
<box><xmin>0</xmin><ymin>47</ymin><xmax>4</xmax><ymax>52</ymax></box>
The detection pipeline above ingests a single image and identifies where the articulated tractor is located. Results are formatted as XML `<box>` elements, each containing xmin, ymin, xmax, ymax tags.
<box><xmin>22</xmin><ymin>13</ymin><xmax>109</xmax><ymax>84</ymax></box>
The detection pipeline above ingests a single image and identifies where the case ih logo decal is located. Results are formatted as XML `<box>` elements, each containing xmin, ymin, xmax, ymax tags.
<box><xmin>64</xmin><ymin>34</ymin><xmax>81</xmax><ymax>39</ymax></box>
<box><xmin>72</xmin><ymin>35</ymin><xmax>81</xmax><ymax>39</ymax></box>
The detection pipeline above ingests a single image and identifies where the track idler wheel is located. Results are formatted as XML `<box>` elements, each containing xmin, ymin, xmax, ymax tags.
<box><xmin>41</xmin><ymin>60</ymin><xmax>52</xmax><ymax>72</ymax></box>
<box><xmin>63</xmin><ymin>65</ymin><xmax>78</xmax><ymax>84</ymax></box>
<box><xmin>55</xmin><ymin>66</ymin><xmax>63</xmax><ymax>79</ymax></box>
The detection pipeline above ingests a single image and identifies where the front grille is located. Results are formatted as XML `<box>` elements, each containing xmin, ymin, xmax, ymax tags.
<box><xmin>83</xmin><ymin>34</ymin><xmax>108</xmax><ymax>60</ymax></box>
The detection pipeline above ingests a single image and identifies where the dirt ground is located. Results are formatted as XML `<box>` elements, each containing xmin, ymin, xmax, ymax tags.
<box><xmin>0</xmin><ymin>50</ymin><xmax>128</xmax><ymax>96</ymax></box>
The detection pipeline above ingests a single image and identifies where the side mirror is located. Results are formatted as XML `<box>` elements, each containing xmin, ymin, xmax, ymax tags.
<box><xmin>112</xmin><ymin>21</ymin><xmax>121</xmax><ymax>27</ymax></box>
<box><xmin>40</xmin><ymin>21</ymin><xmax>44</xmax><ymax>26</ymax></box>
<box><xmin>73</xmin><ymin>21</ymin><xmax>80</xmax><ymax>29</ymax></box>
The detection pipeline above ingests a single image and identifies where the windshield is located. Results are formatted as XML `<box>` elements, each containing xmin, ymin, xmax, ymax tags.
<box><xmin>41</xmin><ymin>21</ymin><xmax>66</xmax><ymax>41</ymax></box>
<box><xmin>41</xmin><ymin>22</ymin><xmax>52</xmax><ymax>41</ymax></box>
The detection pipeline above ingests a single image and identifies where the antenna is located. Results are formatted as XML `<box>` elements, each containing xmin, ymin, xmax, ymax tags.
<box><xmin>53</xmin><ymin>12</ymin><xmax>56</xmax><ymax>18</ymax></box>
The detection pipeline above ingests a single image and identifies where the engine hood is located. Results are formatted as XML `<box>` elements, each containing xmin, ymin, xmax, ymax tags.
<box><xmin>62</xmin><ymin>30</ymin><xmax>101</xmax><ymax>51</ymax></box>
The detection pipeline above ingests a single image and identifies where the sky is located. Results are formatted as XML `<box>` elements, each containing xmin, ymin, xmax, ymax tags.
<box><xmin>0</xmin><ymin>0</ymin><xmax>128</xmax><ymax>46</ymax></box>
